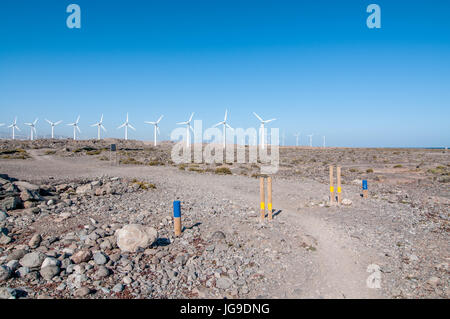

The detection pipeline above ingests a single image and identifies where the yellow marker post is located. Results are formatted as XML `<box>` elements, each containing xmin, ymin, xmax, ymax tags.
<box><xmin>337</xmin><ymin>166</ymin><xmax>342</xmax><ymax>204</ymax></box>
<box><xmin>329</xmin><ymin>165</ymin><xmax>335</xmax><ymax>204</ymax></box>
<box><xmin>260</xmin><ymin>177</ymin><xmax>265</xmax><ymax>221</ymax></box>
<box><xmin>267</xmin><ymin>176</ymin><xmax>273</xmax><ymax>220</ymax></box>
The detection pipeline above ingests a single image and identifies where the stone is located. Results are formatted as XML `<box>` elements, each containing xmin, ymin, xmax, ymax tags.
<box><xmin>123</xmin><ymin>276</ymin><xmax>132</xmax><ymax>284</ymax></box>
<box><xmin>74</xmin><ymin>287</ymin><xmax>91</xmax><ymax>297</ymax></box>
<box><xmin>427</xmin><ymin>276</ymin><xmax>441</xmax><ymax>288</ymax></box>
<box><xmin>17</xmin><ymin>267</ymin><xmax>30</xmax><ymax>277</ymax></box>
<box><xmin>0</xmin><ymin>287</ymin><xmax>18</xmax><ymax>299</ymax></box>
<box><xmin>20</xmin><ymin>251</ymin><xmax>46</xmax><ymax>268</ymax></box>
<box><xmin>211</xmin><ymin>231</ymin><xmax>226</xmax><ymax>241</ymax></box>
<box><xmin>0</xmin><ymin>265</ymin><xmax>12</xmax><ymax>282</ymax></box>
<box><xmin>95</xmin><ymin>266</ymin><xmax>110</xmax><ymax>279</ymax></box>
<box><xmin>112</xmin><ymin>283</ymin><xmax>124</xmax><ymax>293</ymax></box>
<box><xmin>41</xmin><ymin>257</ymin><xmax>61</xmax><ymax>269</ymax></box>
<box><xmin>0</xmin><ymin>234</ymin><xmax>12</xmax><ymax>245</ymax></box>
<box><xmin>216</xmin><ymin>276</ymin><xmax>233</xmax><ymax>290</ymax></box>
<box><xmin>1</xmin><ymin>196</ymin><xmax>21</xmax><ymax>211</ymax></box>
<box><xmin>28</xmin><ymin>233</ymin><xmax>42</xmax><ymax>248</ymax></box>
<box><xmin>7</xmin><ymin>249</ymin><xmax>27</xmax><ymax>262</ymax></box>
<box><xmin>342</xmin><ymin>198</ymin><xmax>353</xmax><ymax>206</ymax></box>
<box><xmin>13</xmin><ymin>181</ymin><xmax>40</xmax><ymax>192</ymax></box>
<box><xmin>93</xmin><ymin>252</ymin><xmax>108</xmax><ymax>265</ymax></box>
<box><xmin>71</xmin><ymin>250</ymin><xmax>92</xmax><ymax>264</ymax></box>
<box><xmin>76</xmin><ymin>184</ymin><xmax>92</xmax><ymax>195</ymax></box>
<box><xmin>40</xmin><ymin>265</ymin><xmax>60</xmax><ymax>280</ymax></box>
<box><xmin>0</xmin><ymin>211</ymin><xmax>8</xmax><ymax>222</ymax></box>
<box><xmin>115</xmin><ymin>224</ymin><xmax>158</xmax><ymax>252</ymax></box>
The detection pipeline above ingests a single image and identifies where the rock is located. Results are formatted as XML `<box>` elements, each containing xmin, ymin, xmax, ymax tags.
<box><xmin>0</xmin><ymin>211</ymin><xmax>8</xmax><ymax>221</ymax></box>
<box><xmin>13</xmin><ymin>181</ymin><xmax>40</xmax><ymax>192</ymax></box>
<box><xmin>0</xmin><ymin>234</ymin><xmax>12</xmax><ymax>245</ymax></box>
<box><xmin>115</xmin><ymin>224</ymin><xmax>158</xmax><ymax>252</ymax></box>
<box><xmin>427</xmin><ymin>276</ymin><xmax>441</xmax><ymax>288</ymax></box>
<box><xmin>41</xmin><ymin>257</ymin><xmax>61</xmax><ymax>268</ymax></box>
<box><xmin>215</xmin><ymin>276</ymin><xmax>233</xmax><ymax>290</ymax></box>
<box><xmin>342</xmin><ymin>198</ymin><xmax>352</xmax><ymax>206</ymax></box>
<box><xmin>1</xmin><ymin>196</ymin><xmax>21</xmax><ymax>211</ymax></box>
<box><xmin>20</xmin><ymin>189</ymin><xmax>41</xmax><ymax>202</ymax></box>
<box><xmin>7</xmin><ymin>249</ymin><xmax>27</xmax><ymax>262</ymax></box>
<box><xmin>28</xmin><ymin>233</ymin><xmax>42</xmax><ymax>248</ymax></box>
<box><xmin>123</xmin><ymin>276</ymin><xmax>132</xmax><ymax>284</ymax></box>
<box><xmin>76</xmin><ymin>184</ymin><xmax>92</xmax><ymax>195</ymax></box>
<box><xmin>40</xmin><ymin>265</ymin><xmax>60</xmax><ymax>280</ymax></box>
<box><xmin>6</xmin><ymin>260</ymin><xmax>20</xmax><ymax>271</ymax></box>
<box><xmin>74</xmin><ymin>287</ymin><xmax>91</xmax><ymax>297</ymax></box>
<box><xmin>71</xmin><ymin>250</ymin><xmax>92</xmax><ymax>264</ymax></box>
<box><xmin>112</xmin><ymin>283</ymin><xmax>124</xmax><ymax>293</ymax></box>
<box><xmin>0</xmin><ymin>287</ymin><xmax>18</xmax><ymax>299</ymax></box>
<box><xmin>20</xmin><ymin>251</ymin><xmax>46</xmax><ymax>268</ymax></box>
<box><xmin>95</xmin><ymin>266</ymin><xmax>110</xmax><ymax>279</ymax></box>
<box><xmin>0</xmin><ymin>265</ymin><xmax>12</xmax><ymax>282</ymax></box>
<box><xmin>211</xmin><ymin>231</ymin><xmax>226</xmax><ymax>242</ymax></box>
<box><xmin>93</xmin><ymin>252</ymin><xmax>108</xmax><ymax>265</ymax></box>
<box><xmin>17</xmin><ymin>267</ymin><xmax>30</xmax><ymax>277</ymax></box>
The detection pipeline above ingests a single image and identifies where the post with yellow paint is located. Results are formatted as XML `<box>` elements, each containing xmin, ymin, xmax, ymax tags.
<box><xmin>337</xmin><ymin>166</ymin><xmax>342</xmax><ymax>204</ymax></box>
<box><xmin>260</xmin><ymin>176</ymin><xmax>265</xmax><ymax>221</ymax></box>
<box><xmin>267</xmin><ymin>176</ymin><xmax>273</xmax><ymax>220</ymax></box>
<box><xmin>329</xmin><ymin>165</ymin><xmax>335</xmax><ymax>204</ymax></box>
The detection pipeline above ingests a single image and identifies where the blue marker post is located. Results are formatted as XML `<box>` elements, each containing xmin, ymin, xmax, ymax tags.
<box><xmin>173</xmin><ymin>201</ymin><xmax>182</xmax><ymax>236</ymax></box>
<box><xmin>362</xmin><ymin>180</ymin><xmax>368</xmax><ymax>198</ymax></box>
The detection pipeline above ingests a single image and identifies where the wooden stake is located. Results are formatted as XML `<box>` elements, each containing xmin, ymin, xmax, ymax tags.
<box><xmin>267</xmin><ymin>176</ymin><xmax>273</xmax><ymax>220</ymax></box>
<box><xmin>329</xmin><ymin>165</ymin><xmax>335</xmax><ymax>204</ymax></box>
<box><xmin>337</xmin><ymin>166</ymin><xmax>342</xmax><ymax>204</ymax></box>
<box><xmin>260</xmin><ymin>177</ymin><xmax>265</xmax><ymax>220</ymax></box>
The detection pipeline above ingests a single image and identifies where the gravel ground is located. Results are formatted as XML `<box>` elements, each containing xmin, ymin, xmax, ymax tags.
<box><xmin>0</xmin><ymin>140</ymin><xmax>448</xmax><ymax>299</ymax></box>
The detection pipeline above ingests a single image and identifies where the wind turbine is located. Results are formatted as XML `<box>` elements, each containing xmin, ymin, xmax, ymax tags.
<box><xmin>117</xmin><ymin>113</ymin><xmax>135</xmax><ymax>140</ymax></box>
<box><xmin>45</xmin><ymin>119</ymin><xmax>62</xmax><ymax>139</ymax></box>
<box><xmin>294</xmin><ymin>133</ymin><xmax>300</xmax><ymax>146</ymax></box>
<box><xmin>253</xmin><ymin>112</ymin><xmax>276</xmax><ymax>150</ymax></box>
<box><xmin>67</xmin><ymin>116</ymin><xmax>81</xmax><ymax>140</ymax></box>
<box><xmin>177</xmin><ymin>112</ymin><xmax>194</xmax><ymax>148</ymax></box>
<box><xmin>8</xmin><ymin>117</ymin><xmax>20</xmax><ymax>140</ymax></box>
<box><xmin>91</xmin><ymin>114</ymin><xmax>107</xmax><ymax>140</ymax></box>
<box><xmin>144</xmin><ymin>115</ymin><xmax>164</xmax><ymax>146</ymax></box>
<box><xmin>213</xmin><ymin>109</ymin><xmax>233</xmax><ymax>149</ymax></box>
<box><xmin>323</xmin><ymin>136</ymin><xmax>326</xmax><ymax>148</ymax></box>
<box><xmin>24</xmin><ymin>118</ymin><xmax>38</xmax><ymax>140</ymax></box>
<box><xmin>307</xmin><ymin>134</ymin><xmax>313</xmax><ymax>147</ymax></box>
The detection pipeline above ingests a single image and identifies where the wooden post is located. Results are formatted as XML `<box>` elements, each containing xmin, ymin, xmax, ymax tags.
<box><xmin>329</xmin><ymin>165</ymin><xmax>335</xmax><ymax>204</ymax></box>
<box><xmin>267</xmin><ymin>176</ymin><xmax>273</xmax><ymax>220</ymax></box>
<box><xmin>173</xmin><ymin>201</ymin><xmax>182</xmax><ymax>236</ymax></box>
<box><xmin>337</xmin><ymin>166</ymin><xmax>342</xmax><ymax>204</ymax></box>
<box><xmin>260</xmin><ymin>177</ymin><xmax>265</xmax><ymax>221</ymax></box>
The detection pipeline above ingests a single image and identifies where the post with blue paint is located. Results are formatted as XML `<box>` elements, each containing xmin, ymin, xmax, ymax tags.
<box><xmin>362</xmin><ymin>180</ymin><xmax>368</xmax><ymax>198</ymax></box>
<box><xmin>173</xmin><ymin>201</ymin><xmax>182</xmax><ymax>236</ymax></box>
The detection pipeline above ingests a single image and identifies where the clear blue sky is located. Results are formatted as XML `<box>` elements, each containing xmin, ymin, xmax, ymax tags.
<box><xmin>0</xmin><ymin>0</ymin><xmax>449</xmax><ymax>147</ymax></box>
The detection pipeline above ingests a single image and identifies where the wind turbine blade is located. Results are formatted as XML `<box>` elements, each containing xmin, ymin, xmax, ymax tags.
<box><xmin>45</xmin><ymin>119</ymin><xmax>52</xmax><ymax>125</ymax></box>
<box><xmin>24</xmin><ymin>123</ymin><xmax>32</xmax><ymax>126</ymax></box>
<box><xmin>117</xmin><ymin>123</ymin><xmax>126</xmax><ymax>129</ymax></box>
<box><xmin>265</xmin><ymin>119</ymin><xmax>276</xmax><ymax>123</ymax></box>
<box><xmin>157</xmin><ymin>127</ymin><xmax>160</xmax><ymax>135</ymax></box>
<box><xmin>226</xmin><ymin>123</ymin><xmax>233</xmax><ymax>130</ymax></box>
<box><xmin>91</xmin><ymin>123</ymin><xmax>98</xmax><ymax>127</ymax></box>
<box><xmin>145</xmin><ymin>121</ymin><xmax>156</xmax><ymax>125</ymax></box>
<box><xmin>189</xmin><ymin>125</ymin><xmax>194</xmax><ymax>133</ymax></box>
<box><xmin>32</xmin><ymin>127</ymin><xmax>37</xmax><ymax>133</ymax></box>
<box><xmin>177</xmin><ymin>121</ymin><xmax>188</xmax><ymax>125</ymax></box>
<box><xmin>55</xmin><ymin>121</ymin><xmax>62</xmax><ymax>126</ymax></box>
<box><xmin>100</xmin><ymin>114</ymin><xmax>103</xmax><ymax>122</ymax></box>
<box><xmin>76</xmin><ymin>126</ymin><xmax>81</xmax><ymax>133</ymax></box>
<box><xmin>101</xmin><ymin>125</ymin><xmax>107</xmax><ymax>132</ymax></box>
<box><xmin>253</xmin><ymin>112</ymin><xmax>263</xmax><ymax>122</ymax></box>
<box><xmin>126</xmin><ymin>113</ymin><xmax>129</xmax><ymax>122</ymax></box>
<box><xmin>224</xmin><ymin>109</ymin><xmax>228</xmax><ymax>121</ymax></box>
<box><xmin>33</xmin><ymin>118</ymin><xmax>38</xmax><ymax>125</ymax></box>
<box><xmin>16</xmin><ymin>126</ymin><xmax>21</xmax><ymax>131</ymax></box>
<box><xmin>188</xmin><ymin>112</ymin><xmax>194</xmax><ymax>122</ymax></box>
<box><xmin>128</xmin><ymin>124</ymin><xmax>136</xmax><ymax>131</ymax></box>
<box><xmin>213</xmin><ymin>121</ymin><xmax>223</xmax><ymax>128</ymax></box>
<box><xmin>76</xmin><ymin>116</ymin><xmax>80</xmax><ymax>123</ymax></box>
<box><xmin>157</xmin><ymin>115</ymin><xmax>164</xmax><ymax>123</ymax></box>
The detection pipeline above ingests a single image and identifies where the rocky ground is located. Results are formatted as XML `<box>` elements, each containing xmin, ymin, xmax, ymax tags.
<box><xmin>0</xmin><ymin>139</ymin><xmax>448</xmax><ymax>299</ymax></box>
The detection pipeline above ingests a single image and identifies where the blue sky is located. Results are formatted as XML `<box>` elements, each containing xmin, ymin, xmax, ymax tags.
<box><xmin>0</xmin><ymin>0</ymin><xmax>449</xmax><ymax>147</ymax></box>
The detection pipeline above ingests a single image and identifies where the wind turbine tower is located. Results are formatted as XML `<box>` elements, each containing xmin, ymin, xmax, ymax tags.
<box><xmin>213</xmin><ymin>110</ymin><xmax>233</xmax><ymax>149</ymax></box>
<box><xmin>24</xmin><ymin>118</ymin><xmax>38</xmax><ymax>140</ymax></box>
<box><xmin>177</xmin><ymin>113</ymin><xmax>194</xmax><ymax>148</ymax></box>
<box><xmin>45</xmin><ymin>119</ymin><xmax>62</xmax><ymax>139</ymax></box>
<box><xmin>8</xmin><ymin>117</ymin><xmax>20</xmax><ymax>140</ymax></box>
<box><xmin>253</xmin><ymin>112</ymin><xmax>276</xmax><ymax>150</ymax></box>
<box><xmin>145</xmin><ymin>115</ymin><xmax>164</xmax><ymax>146</ymax></box>
<box><xmin>308</xmin><ymin>134</ymin><xmax>313</xmax><ymax>147</ymax></box>
<box><xmin>91</xmin><ymin>115</ymin><xmax>107</xmax><ymax>140</ymax></box>
<box><xmin>117</xmin><ymin>113</ymin><xmax>136</xmax><ymax>140</ymax></box>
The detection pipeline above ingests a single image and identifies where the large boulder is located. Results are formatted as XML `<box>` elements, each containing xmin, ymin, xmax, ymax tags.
<box><xmin>19</xmin><ymin>251</ymin><xmax>46</xmax><ymax>269</ymax></box>
<box><xmin>1</xmin><ymin>196</ymin><xmax>21</xmax><ymax>211</ymax></box>
<box><xmin>70</xmin><ymin>250</ymin><xmax>92</xmax><ymax>264</ymax></box>
<box><xmin>115</xmin><ymin>224</ymin><xmax>158</xmax><ymax>252</ymax></box>
<box><xmin>13</xmin><ymin>181</ymin><xmax>40</xmax><ymax>192</ymax></box>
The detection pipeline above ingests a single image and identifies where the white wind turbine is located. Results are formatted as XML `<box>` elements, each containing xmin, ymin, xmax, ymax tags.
<box><xmin>91</xmin><ymin>114</ymin><xmax>106</xmax><ymax>140</ymax></box>
<box><xmin>45</xmin><ymin>119</ymin><xmax>63</xmax><ymax>139</ymax></box>
<box><xmin>213</xmin><ymin>109</ymin><xmax>233</xmax><ymax>149</ymax></box>
<box><xmin>177</xmin><ymin>112</ymin><xmax>194</xmax><ymax>148</ymax></box>
<box><xmin>253</xmin><ymin>112</ymin><xmax>276</xmax><ymax>150</ymax></box>
<box><xmin>8</xmin><ymin>117</ymin><xmax>20</xmax><ymax>140</ymax></box>
<box><xmin>24</xmin><ymin>118</ymin><xmax>38</xmax><ymax>141</ymax></box>
<box><xmin>67</xmin><ymin>116</ymin><xmax>81</xmax><ymax>140</ymax></box>
<box><xmin>308</xmin><ymin>134</ymin><xmax>313</xmax><ymax>147</ymax></box>
<box><xmin>294</xmin><ymin>133</ymin><xmax>300</xmax><ymax>146</ymax></box>
<box><xmin>323</xmin><ymin>136</ymin><xmax>326</xmax><ymax>148</ymax></box>
<box><xmin>117</xmin><ymin>113</ymin><xmax>135</xmax><ymax>140</ymax></box>
<box><xmin>144</xmin><ymin>115</ymin><xmax>164</xmax><ymax>146</ymax></box>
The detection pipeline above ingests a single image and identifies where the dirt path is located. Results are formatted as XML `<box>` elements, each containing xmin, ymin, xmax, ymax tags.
<box><xmin>1</xmin><ymin>152</ymin><xmax>384</xmax><ymax>298</ymax></box>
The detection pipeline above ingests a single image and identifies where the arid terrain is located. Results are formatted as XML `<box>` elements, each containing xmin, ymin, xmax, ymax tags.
<box><xmin>0</xmin><ymin>139</ymin><xmax>449</xmax><ymax>299</ymax></box>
